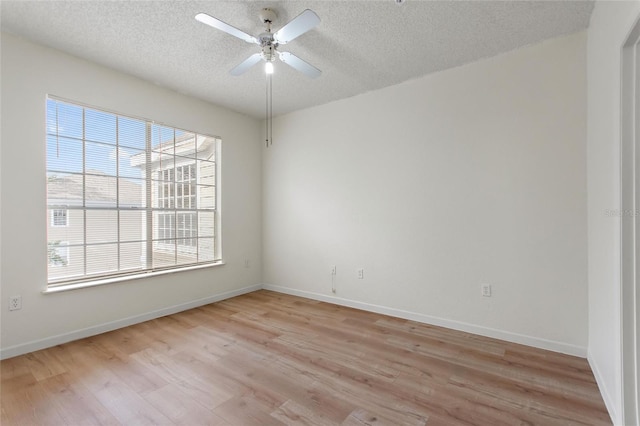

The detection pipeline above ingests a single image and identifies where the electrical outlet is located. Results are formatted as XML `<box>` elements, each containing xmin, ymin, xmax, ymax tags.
<box><xmin>9</xmin><ymin>295</ymin><xmax>21</xmax><ymax>311</ymax></box>
<box><xmin>481</xmin><ymin>284</ymin><xmax>492</xmax><ymax>297</ymax></box>
<box><xmin>357</xmin><ymin>268</ymin><xmax>364</xmax><ymax>279</ymax></box>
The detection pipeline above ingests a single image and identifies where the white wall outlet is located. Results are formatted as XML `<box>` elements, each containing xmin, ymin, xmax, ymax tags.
<box><xmin>357</xmin><ymin>268</ymin><xmax>364</xmax><ymax>279</ymax></box>
<box><xmin>481</xmin><ymin>284</ymin><xmax>492</xmax><ymax>297</ymax></box>
<box><xmin>331</xmin><ymin>265</ymin><xmax>337</xmax><ymax>275</ymax></box>
<box><xmin>9</xmin><ymin>295</ymin><xmax>22</xmax><ymax>311</ymax></box>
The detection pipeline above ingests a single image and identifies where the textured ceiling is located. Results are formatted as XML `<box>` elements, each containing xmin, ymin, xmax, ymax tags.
<box><xmin>1</xmin><ymin>0</ymin><xmax>594</xmax><ymax>119</ymax></box>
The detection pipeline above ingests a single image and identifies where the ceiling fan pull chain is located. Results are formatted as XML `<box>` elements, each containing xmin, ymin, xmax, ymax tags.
<box><xmin>269</xmin><ymin>73</ymin><xmax>273</xmax><ymax>146</ymax></box>
<box><xmin>266</xmin><ymin>73</ymin><xmax>273</xmax><ymax>147</ymax></box>
<box><xmin>266</xmin><ymin>72</ymin><xmax>268</xmax><ymax>147</ymax></box>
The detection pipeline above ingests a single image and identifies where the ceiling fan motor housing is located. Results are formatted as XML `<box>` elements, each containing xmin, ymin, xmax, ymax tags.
<box><xmin>262</xmin><ymin>44</ymin><xmax>276</xmax><ymax>62</ymax></box>
<box><xmin>258</xmin><ymin>31</ymin><xmax>277</xmax><ymax>62</ymax></box>
<box><xmin>258</xmin><ymin>32</ymin><xmax>276</xmax><ymax>46</ymax></box>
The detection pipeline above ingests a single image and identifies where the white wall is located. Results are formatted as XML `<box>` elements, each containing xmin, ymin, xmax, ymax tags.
<box><xmin>0</xmin><ymin>33</ymin><xmax>263</xmax><ymax>357</ymax></box>
<box><xmin>263</xmin><ymin>32</ymin><xmax>588</xmax><ymax>356</ymax></box>
<box><xmin>587</xmin><ymin>1</ymin><xmax>640</xmax><ymax>424</ymax></box>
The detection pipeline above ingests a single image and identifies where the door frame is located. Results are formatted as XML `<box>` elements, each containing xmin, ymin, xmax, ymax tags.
<box><xmin>621</xmin><ymin>15</ymin><xmax>640</xmax><ymax>426</ymax></box>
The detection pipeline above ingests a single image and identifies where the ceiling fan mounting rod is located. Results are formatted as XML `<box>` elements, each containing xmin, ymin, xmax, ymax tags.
<box><xmin>258</xmin><ymin>33</ymin><xmax>276</xmax><ymax>47</ymax></box>
<box><xmin>260</xmin><ymin>5</ymin><xmax>276</xmax><ymax>55</ymax></box>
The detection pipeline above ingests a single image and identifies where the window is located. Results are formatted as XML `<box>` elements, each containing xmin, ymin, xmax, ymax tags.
<box><xmin>51</xmin><ymin>209</ymin><xmax>68</xmax><ymax>227</ymax></box>
<box><xmin>46</xmin><ymin>97</ymin><xmax>220</xmax><ymax>286</ymax></box>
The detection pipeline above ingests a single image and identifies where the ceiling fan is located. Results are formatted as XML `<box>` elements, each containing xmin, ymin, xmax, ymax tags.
<box><xmin>195</xmin><ymin>8</ymin><xmax>321</xmax><ymax>79</ymax></box>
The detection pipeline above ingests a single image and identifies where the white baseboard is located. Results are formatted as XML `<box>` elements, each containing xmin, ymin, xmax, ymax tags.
<box><xmin>0</xmin><ymin>283</ymin><xmax>589</xmax><ymax>360</ymax></box>
<box><xmin>263</xmin><ymin>284</ymin><xmax>588</xmax><ymax>358</ymax></box>
<box><xmin>587</xmin><ymin>350</ymin><xmax>619</xmax><ymax>425</ymax></box>
<box><xmin>0</xmin><ymin>284</ymin><xmax>262</xmax><ymax>360</ymax></box>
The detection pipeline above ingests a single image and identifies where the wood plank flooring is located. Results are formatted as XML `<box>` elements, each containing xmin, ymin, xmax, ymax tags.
<box><xmin>0</xmin><ymin>290</ymin><xmax>611</xmax><ymax>425</ymax></box>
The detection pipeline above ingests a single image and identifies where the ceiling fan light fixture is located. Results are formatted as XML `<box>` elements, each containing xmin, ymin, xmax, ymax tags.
<box><xmin>265</xmin><ymin>61</ymin><xmax>274</xmax><ymax>74</ymax></box>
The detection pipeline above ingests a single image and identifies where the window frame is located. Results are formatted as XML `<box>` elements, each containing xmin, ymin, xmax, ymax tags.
<box><xmin>45</xmin><ymin>96</ymin><xmax>222</xmax><ymax>289</ymax></box>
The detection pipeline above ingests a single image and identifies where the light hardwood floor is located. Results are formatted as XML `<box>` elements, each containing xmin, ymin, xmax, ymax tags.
<box><xmin>1</xmin><ymin>290</ymin><xmax>610</xmax><ymax>425</ymax></box>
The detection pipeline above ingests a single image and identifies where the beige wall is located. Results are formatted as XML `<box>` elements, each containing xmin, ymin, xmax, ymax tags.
<box><xmin>0</xmin><ymin>32</ymin><xmax>263</xmax><ymax>356</ymax></box>
<box><xmin>263</xmin><ymin>31</ymin><xmax>588</xmax><ymax>356</ymax></box>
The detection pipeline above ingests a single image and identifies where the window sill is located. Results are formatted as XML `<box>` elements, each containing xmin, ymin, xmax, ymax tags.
<box><xmin>43</xmin><ymin>261</ymin><xmax>225</xmax><ymax>294</ymax></box>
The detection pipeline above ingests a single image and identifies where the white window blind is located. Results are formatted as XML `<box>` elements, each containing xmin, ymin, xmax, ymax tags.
<box><xmin>46</xmin><ymin>97</ymin><xmax>220</xmax><ymax>286</ymax></box>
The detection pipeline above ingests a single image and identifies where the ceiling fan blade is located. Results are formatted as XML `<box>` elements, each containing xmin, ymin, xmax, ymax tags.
<box><xmin>278</xmin><ymin>52</ymin><xmax>321</xmax><ymax>79</ymax></box>
<box><xmin>273</xmin><ymin>9</ymin><xmax>320</xmax><ymax>44</ymax></box>
<box><xmin>230</xmin><ymin>53</ymin><xmax>263</xmax><ymax>76</ymax></box>
<box><xmin>195</xmin><ymin>12</ymin><xmax>258</xmax><ymax>44</ymax></box>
